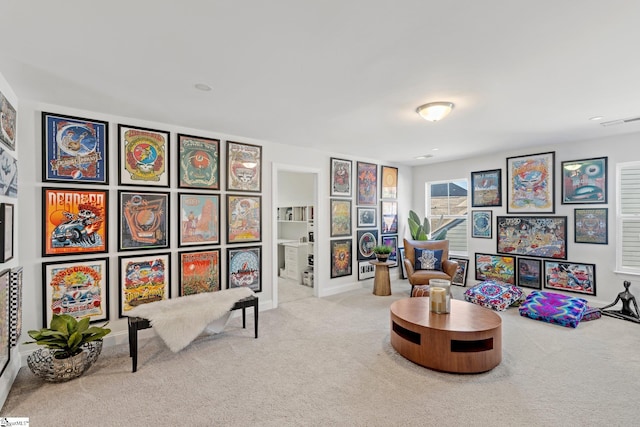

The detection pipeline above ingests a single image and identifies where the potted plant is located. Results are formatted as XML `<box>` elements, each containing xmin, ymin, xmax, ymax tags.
<box><xmin>25</xmin><ymin>314</ymin><xmax>111</xmax><ymax>382</ymax></box>
<box><xmin>408</xmin><ymin>210</ymin><xmax>447</xmax><ymax>240</ymax></box>
<box><xmin>372</xmin><ymin>245</ymin><xmax>393</xmax><ymax>262</ymax></box>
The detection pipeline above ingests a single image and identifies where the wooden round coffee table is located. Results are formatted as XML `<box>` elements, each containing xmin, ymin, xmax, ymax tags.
<box><xmin>390</xmin><ymin>298</ymin><xmax>502</xmax><ymax>373</ymax></box>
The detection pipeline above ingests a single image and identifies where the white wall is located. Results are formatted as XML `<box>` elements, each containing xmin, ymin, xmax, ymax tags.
<box><xmin>412</xmin><ymin>134</ymin><xmax>640</xmax><ymax>306</ymax></box>
<box><xmin>277</xmin><ymin>171</ymin><xmax>315</xmax><ymax>206</ymax></box>
<box><xmin>0</xmin><ymin>72</ymin><xmax>19</xmax><ymax>409</ymax></box>
<box><xmin>12</xmin><ymin>99</ymin><xmax>410</xmax><ymax>376</ymax></box>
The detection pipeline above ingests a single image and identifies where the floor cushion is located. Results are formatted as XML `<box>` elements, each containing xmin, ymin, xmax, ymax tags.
<box><xmin>582</xmin><ymin>306</ymin><xmax>602</xmax><ymax>321</ymax></box>
<box><xmin>464</xmin><ymin>280</ymin><xmax>524</xmax><ymax>311</ymax></box>
<box><xmin>518</xmin><ymin>291</ymin><xmax>588</xmax><ymax>328</ymax></box>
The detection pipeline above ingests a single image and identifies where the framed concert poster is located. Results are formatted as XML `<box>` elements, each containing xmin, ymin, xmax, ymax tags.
<box><xmin>574</xmin><ymin>208</ymin><xmax>608</xmax><ymax>244</ymax></box>
<box><xmin>381</xmin><ymin>165</ymin><xmax>398</xmax><ymax>199</ymax></box>
<box><xmin>179</xmin><ymin>249</ymin><xmax>221</xmax><ymax>296</ymax></box>
<box><xmin>506</xmin><ymin>151</ymin><xmax>555</xmax><ymax>213</ymax></box>
<box><xmin>561</xmin><ymin>157</ymin><xmax>607</xmax><ymax>204</ymax></box>
<box><xmin>118</xmin><ymin>190</ymin><xmax>169</xmax><ymax>251</ymax></box>
<box><xmin>330</xmin><ymin>157</ymin><xmax>352</xmax><ymax>197</ymax></box>
<box><xmin>358</xmin><ymin>261</ymin><xmax>375</xmax><ymax>281</ymax></box>
<box><xmin>0</xmin><ymin>203</ymin><xmax>13</xmax><ymax>262</ymax></box>
<box><xmin>42</xmin><ymin>188</ymin><xmax>108</xmax><ymax>256</ymax></box>
<box><xmin>42</xmin><ymin>112</ymin><xmax>109</xmax><ymax>184</ymax></box>
<box><xmin>226</xmin><ymin>141</ymin><xmax>262</xmax><ymax>192</ymax></box>
<box><xmin>471</xmin><ymin>210</ymin><xmax>492</xmax><ymax>239</ymax></box>
<box><xmin>227</xmin><ymin>194</ymin><xmax>261</xmax><ymax>244</ymax></box>
<box><xmin>119</xmin><ymin>252</ymin><xmax>170</xmax><ymax>317</ymax></box>
<box><xmin>357</xmin><ymin>207</ymin><xmax>376</xmax><ymax>228</ymax></box>
<box><xmin>0</xmin><ymin>145</ymin><xmax>17</xmax><ymax>198</ymax></box>
<box><xmin>357</xmin><ymin>229</ymin><xmax>378</xmax><ymax>261</ymax></box>
<box><xmin>517</xmin><ymin>258</ymin><xmax>542</xmax><ymax>290</ymax></box>
<box><xmin>381</xmin><ymin>200</ymin><xmax>398</xmax><ymax>235</ymax></box>
<box><xmin>356</xmin><ymin>161</ymin><xmax>377</xmax><ymax>205</ymax></box>
<box><xmin>178</xmin><ymin>193</ymin><xmax>220</xmax><ymax>247</ymax></box>
<box><xmin>474</xmin><ymin>253</ymin><xmax>516</xmax><ymax>285</ymax></box>
<box><xmin>381</xmin><ymin>234</ymin><xmax>398</xmax><ymax>267</ymax></box>
<box><xmin>471</xmin><ymin>169</ymin><xmax>501</xmax><ymax>207</ymax></box>
<box><xmin>178</xmin><ymin>134</ymin><xmax>220</xmax><ymax>190</ymax></box>
<box><xmin>449</xmin><ymin>257</ymin><xmax>469</xmax><ymax>286</ymax></box>
<box><xmin>42</xmin><ymin>258</ymin><xmax>109</xmax><ymax>326</ymax></box>
<box><xmin>227</xmin><ymin>246</ymin><xmax>262</xmax><ymax>292</ymax></box>
<box><xmin>496</xmin><ymin>216</ymin><xmax>567</xmax><ymax>259</ymax></box>
<box><xmin>0</xmin><ymin>268</ymin><xmax>9</xmax><ymax>378</ymax></box>
<box><xmin>0</xmin><ymin>90</ymin><xmax>16</xmax><ymax>151</ymax></box>
<box><xmin>118</xmin><ymin>124</ymin><xmax>170</xmax><ymax>187</ymax></box>
<box><xmin>330</xmin><ymin>239</ymin><xmax>352</xmax><ymax>278</ymax></box>
<box><xmin>330</xmin><ymin>199</ymin><xmax>352</xmax><ymax>237</ymax></box>
<box><xmin>544</xmin><ymin>261</ymin><xmax>596</xmax><ymax>296</ymax></box>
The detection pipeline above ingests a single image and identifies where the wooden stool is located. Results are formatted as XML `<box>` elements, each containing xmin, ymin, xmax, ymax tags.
<box><xmin>128</xmin><ymin>295</ymin><xmax>258</xmax><ymax>372</ymax></box>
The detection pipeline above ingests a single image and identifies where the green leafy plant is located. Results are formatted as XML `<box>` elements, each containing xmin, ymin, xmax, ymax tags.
<box><xmin>372</xmin><ymin>245</ymin><xmax>393</xmax><ymax>255</ymax></box>
<box><xmin>408</xmin><ymin>210</ymin><xmax>447</xmax><ymax>240</ymax></box>
<box><xmin>26</xmin><ymin>314</ymin><xmax>111</xmax><ymax>359</ymax></box>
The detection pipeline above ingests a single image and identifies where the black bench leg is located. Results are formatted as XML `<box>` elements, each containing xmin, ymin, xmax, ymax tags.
<box><xmin>242</xmin><ymin>306</ymin><xmax>246</xmax><ymax>329</ymax></box>
<box><xmin>254</xmin><ymin>299</ymin><xmax>258</xmax><ymax>338</ymax></box>
<box><xmin>128</xmin><ymin>318</ymin><xmax>139</xmax><ymax>373</ymax></box>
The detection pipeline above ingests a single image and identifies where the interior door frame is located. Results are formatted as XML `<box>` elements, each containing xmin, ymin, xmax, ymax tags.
<box><xmin>272</xmin><ymin>163</ymin><xmax>321</xmax><ymax>308</ymax></box>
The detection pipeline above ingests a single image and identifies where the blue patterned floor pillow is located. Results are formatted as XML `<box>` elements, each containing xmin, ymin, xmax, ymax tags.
<box><xmin>464</xmin><ymin>280</ymin><xmax>524</xmax><ymax>311</ymax></box>
<box><xmin>581</xmin><ymin>306</ymin><xmax>602</xmax><ymax>321</ymax></box>
<box><xmin>518</xmin><ymin>291</ymin><xmax>588</xmax><ymax>328</ymax></box>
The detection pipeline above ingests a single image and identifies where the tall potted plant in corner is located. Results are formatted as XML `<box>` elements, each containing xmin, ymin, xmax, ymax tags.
<box><xmin>408</xmin><ymin>210</ymin><xmax>447</xmax><ymax>240</ymax></box>
<box><xmin>25</xmin><ymin>314</ymin><xmax>111</xmax><ymax>382</ymax></box>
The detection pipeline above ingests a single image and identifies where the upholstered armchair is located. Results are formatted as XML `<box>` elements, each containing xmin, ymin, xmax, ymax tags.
<box><xmin>403</xmin><ymin>239</ymin><xmax>458</xmax><ymax>296</ymax></box>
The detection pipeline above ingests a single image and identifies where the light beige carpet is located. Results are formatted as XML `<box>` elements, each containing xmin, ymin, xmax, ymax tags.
<box><xmin>2</xmin><ymin>280</ymin><xmax>638</xmax><ymax>426</ymax></box>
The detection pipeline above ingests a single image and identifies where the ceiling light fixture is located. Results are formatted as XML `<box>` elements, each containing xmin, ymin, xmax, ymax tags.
<box><xmin>589</xmin><ymin>116</ymin><xmax>603</xmax><ymax>121</ymax></box>
<box><xmin>415</xmin><ymin>154</ymin><xmax>434</xmax><ymax>160</ymax></box>
<box><xmin>416</xmin><ymin>102</ymin><xmax>455</xmax><ymax>122</ymax></box>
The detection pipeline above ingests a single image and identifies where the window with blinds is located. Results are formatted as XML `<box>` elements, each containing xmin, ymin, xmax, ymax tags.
<box><xmin>617</xmin><ymin>162</ymin><xmax>640</xmax><ymax>273</ymax></box>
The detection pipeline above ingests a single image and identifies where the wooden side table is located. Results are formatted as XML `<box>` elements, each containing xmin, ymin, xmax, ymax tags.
<box><xmin>370</xmin><ymin>260</ymin><xmax>392</xmax><ymax>296</ymax></box>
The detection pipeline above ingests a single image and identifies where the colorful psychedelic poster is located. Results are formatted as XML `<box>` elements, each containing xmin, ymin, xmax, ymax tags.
<box><xmin>179</xmin><ymin>193</ymin><xmax>220</xmax><ymax>247</ymax></box>
<box><xmin>43</xmin><ymin>258</ymin><xmax>109</xmax><ymax>326</ymax></box>
<box><xmin>42</xmin><ymin>112</ymin><xmax>108</xmax><ymax>184</ymax></box>
<box><xmin>178</xmin><ymin>134</ymin><xmax>220</xmax><ymax>189</ymax></box>
<box><xmin>42</xmin><ymin>188</ymin><xmax>108</xmax><ymax>256</ymax></box>
<box><xmin>179</xmin><ymin>250</ymin><xmax>221</xmax><ymax>296</ymax></box>
<box><xmin>119</xmin><ymin>253</ymin><xmax>170</xmax><ymax>316</ymax></box>
<box><xmin>227</xmin><ymin>246</ymin><xmax>261</xmax><ymax>292</ymax></box>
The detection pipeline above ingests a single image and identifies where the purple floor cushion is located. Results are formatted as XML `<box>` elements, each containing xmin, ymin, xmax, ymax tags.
<box><xmin>464</xmin><ymin>280</ymin><xmax>524</xmax><ymax>311</ymax></box>
<box><xmin>519</xmin><ymin>291</ymin><xmax>588</xmax><ymax>328</ymax></box>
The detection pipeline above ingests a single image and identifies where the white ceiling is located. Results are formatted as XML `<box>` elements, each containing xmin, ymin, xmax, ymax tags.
<box><xmin>2</xmin><ymin>0</ymin><xmax>640</xmax><ymax>165</ymax></box>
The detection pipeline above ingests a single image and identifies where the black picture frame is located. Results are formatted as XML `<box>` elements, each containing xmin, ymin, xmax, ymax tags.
<box><xmin>118</xmin><ymin>124</ymin><xmax>170</xmax><ymax>187</ymax></box>
<box><xmin>227</xmin><ymin>246</ymin><xmax>262</xmax><ymax>293</ymax></box>
<box><xmin>226</xmin><ymin>194</ymin><xmax>262</xmax><ymax>244</ymax></box>
<box><xmin>178</xmin><ymin>192</ymin><xmax>221</xmax><ymax>247</ymax></box>
<box><xmin>118</xmin><ymin>190</ymin><xmax>170</xmax><ymax>251</ymax></box>
<box><xmin>517</xmin><ymin>258</ymin><xmax>542</xmax><ymax>290</ymax></box>
<box><xmin>330</xmin><ymin>239</ymin><xmax>353</xmax><ymax>278</ymax></box>
<box><xmin>543</xmin><ymin>260</ymin><xmax>596</xmax><ymax>296</ymax></box>
<box><xmin>330</xmin><ymin>157</ymin><xmax>352</xmax><ymax>197</ymax></box>
<box><xmin>226</xmin><ymin>141</ymin><xmax>262</xmax><ymax>192</ymax></box>
<box><xmin>471</xmin><ymin>169</ymin><xmax>501</xmax><ymax>207</ymax></box>
<box><xmin>356</xmin><ymin>229</ymin><xmax>378</xmax><ymax>261</ymax></box>
<box><xmin>574</xmin><ymin>208</ymin><xmax>608</xmax><ymax>244</ymax></box>
<box><xmin>471</xmin><ymin>210</ymin><xmax>492</xmax><ymax>239</ymax></box>
<box><xmin>119</xmin><ymin>252</ymin><xmax>171</xmax><ymax>317</ymax></box>
<box><xmin>381</xmin><ymin>200</ymin><xmax>398</xmax><ymax>235</ymax></box>
<box><xmin>475</xmin><ymin>253</ymin><xmax>516</xmax><ymax>285</ymax></box>
<box><xmin>357</xmin><ymin>207</ymin><xmax>376</xmax><ymax>228</ymax></box>
<box><xmin>178</xmin><ymin>133</ymin><xmax>220</xmax><ymax>190</ymax></box>
<box><xmin>449</xmin><ymin>257</ymin><xmax>469</xmax><ymax>286</ymax></box>
<box><xmin>0</xmin><ymin>203</ymin><xmax>13</xmax><ymax>262</ymax></box>
<box><xmin>561</xmin><ymin>157</ymin><xmax>607</xmax><ymax>204</ymax></box>
<box><xmin>42</xmin><ymin>112</ymin><xmax>109</xmax><ymax>184</ymax></box>
<box><xmin>506</xmin><ymin>151</ymin><xmax>555</xmax><ymax>214</ymax></box>
<box><xmin>496</xmin><ymin>215</ymin><xmax>567</xmax><ymax>260</ymax></box>
<box><xmin>42</xmin><ymin>257</ymin><xmax>110</xmax><ymax>326</ymax></box>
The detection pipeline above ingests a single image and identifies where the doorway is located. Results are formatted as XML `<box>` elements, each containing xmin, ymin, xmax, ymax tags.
<box><xmin>272</xmin><ymin>164</ymin><xmax>320</xmax><ymax>308</ymax></box>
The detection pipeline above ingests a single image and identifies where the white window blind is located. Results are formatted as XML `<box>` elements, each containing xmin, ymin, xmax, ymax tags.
<box><xmin>617</xmin><ymin>162</ymin><xmax>640</xmax><ymax>272</ymax></box>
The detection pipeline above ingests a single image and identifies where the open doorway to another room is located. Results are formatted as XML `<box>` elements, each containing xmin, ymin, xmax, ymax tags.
<box><xmin>273</xmin><ymin>167</ymin><xmax>319</xmax><ymax>306</ymax></box>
